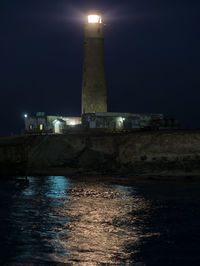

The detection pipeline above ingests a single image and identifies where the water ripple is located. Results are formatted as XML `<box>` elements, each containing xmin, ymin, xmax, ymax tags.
<box><xmin>0</xmin><ymin>176</ymin><xmax>200</xmax><ymax>265</ymax></box>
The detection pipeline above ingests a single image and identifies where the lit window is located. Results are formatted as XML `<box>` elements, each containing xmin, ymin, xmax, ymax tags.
<box><xmin>88</xmin><ymin>15</ymin><xmax>102</xmax><ymax>24</ymax></box>
<box><xmin>39</xmin><ymin>124</ymin><xmax>44</xmax><ymax>130</ymax></box>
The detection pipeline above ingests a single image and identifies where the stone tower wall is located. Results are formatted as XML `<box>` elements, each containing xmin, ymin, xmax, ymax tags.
<box><xmin>82</xmin><ymin>20</ymin><xmax>107</xmax><ymax>114</ymax></box>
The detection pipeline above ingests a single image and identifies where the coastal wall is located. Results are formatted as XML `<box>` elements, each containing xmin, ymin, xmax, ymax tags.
<box><xmin>0</xmin><ymin>130</ymin><xmax>200</xmax><ymax>177</ymax></box>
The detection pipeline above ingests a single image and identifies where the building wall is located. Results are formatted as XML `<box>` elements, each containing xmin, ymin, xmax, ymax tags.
<box><xmin>25</xmin><ymin>117</ymin><xmax>47</xmax><ymax>131</ymax></box>
<box><xmin>25</xmin><ymin>113</ymin><xmax>178</xmax><ymax>133</ymax></box>
<box><xmin>82</xmin><ymin>112</ymin><xmax>178</xmax><ymax>130</ymax></box>
<box><xmin>25</xmin><ymin>115</ymin><xmax>82</xmax><ymax>133</ymax></box>
<box><xmin>62</xmin><ymin>117</ymin><xmax>82</xmax><ymax>126</ymax></box>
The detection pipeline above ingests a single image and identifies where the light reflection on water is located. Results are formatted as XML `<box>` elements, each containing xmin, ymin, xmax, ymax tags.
<box><xmin>23</xmin><ymin>177</ymin><xmax>149</xmax><ymax>264</ymax></box>
<box><xmin>0</xmin><ymin>176</ymin><xmax>200</xmax><ymax>265</ymax></box>
<box><xmin>51</xmin><ymin>182</ymin><xmax>149</xmax><ymax>264</ymax></box>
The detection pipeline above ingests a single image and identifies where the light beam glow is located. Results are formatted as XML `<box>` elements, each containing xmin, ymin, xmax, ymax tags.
<box><xmin>88</xmin><ymin>15</ymin><xmax>102</xmax><ymax>24</ymax></box>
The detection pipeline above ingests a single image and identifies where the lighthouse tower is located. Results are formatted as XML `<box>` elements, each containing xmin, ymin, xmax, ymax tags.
<box><xmin>82</xmin><ymin>12</ymin><xmax>107</xmax><ymax>114</ymax></box>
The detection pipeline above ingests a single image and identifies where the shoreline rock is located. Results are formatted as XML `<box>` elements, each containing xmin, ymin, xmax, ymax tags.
<box><xmin>0</xmin><ymin>130</ymin><xmax>200</xmax><ymax>179</ymax></box>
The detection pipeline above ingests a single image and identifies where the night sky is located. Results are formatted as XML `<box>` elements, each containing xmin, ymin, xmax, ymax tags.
<box><xmin>1</xmin><ymin>0</ymin><xmax>200</xmax><ymax>134</ymax></box>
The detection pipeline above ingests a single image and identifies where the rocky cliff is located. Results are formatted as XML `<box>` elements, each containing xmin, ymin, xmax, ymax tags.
<box><xmin>0</xmin><ymin>130</ymin><xmax>200</xmax><ymax>177</ymax></box>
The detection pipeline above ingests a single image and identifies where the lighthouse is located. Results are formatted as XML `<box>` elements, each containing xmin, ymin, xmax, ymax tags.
<box><xmin>82</xmin><ymin>12</ymin><xmax>107</xmax><ymax>114</ymax></box>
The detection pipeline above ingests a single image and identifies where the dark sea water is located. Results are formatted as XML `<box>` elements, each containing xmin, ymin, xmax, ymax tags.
<box><xmin>0</xmin><ymin>176</ymin><xmax>200</xmax><ymax>266</ymax></box>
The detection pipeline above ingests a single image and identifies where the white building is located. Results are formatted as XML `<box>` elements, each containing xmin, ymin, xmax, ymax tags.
<box><xmin>24</xmin><ymin>112</ymin><xmax>81</xmax><ymax>134</ymax></box>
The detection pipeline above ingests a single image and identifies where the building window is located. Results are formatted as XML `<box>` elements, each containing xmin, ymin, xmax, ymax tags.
<box><xmin>29</xmin><ymin>125</ymin><xmax>33</xmax><ymax>130</ymax></box>
<box><xmin>39</xmin><ymin>124</ymin><xmax>44</xmax><ymax>131</ymax></box>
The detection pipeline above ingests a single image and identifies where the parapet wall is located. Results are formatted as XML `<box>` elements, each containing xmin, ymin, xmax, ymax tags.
<box><xmin>0</xmin><ymin>130</ymin><xmax>200</xmax><ymax>177</ymax></box>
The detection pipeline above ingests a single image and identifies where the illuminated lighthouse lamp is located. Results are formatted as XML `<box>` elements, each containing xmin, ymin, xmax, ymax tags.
<box><xmin>88</xmin><ymin>14</ymin><xmax>102</xmax><ymax>23</ymax></box>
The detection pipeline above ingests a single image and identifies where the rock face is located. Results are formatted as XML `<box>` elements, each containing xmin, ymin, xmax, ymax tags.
<box><xmin>0</xmin><ymin>130</ymin><xmax>200</xmax><ymax>176</ymax></box>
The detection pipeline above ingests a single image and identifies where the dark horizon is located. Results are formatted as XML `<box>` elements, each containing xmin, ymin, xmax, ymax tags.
<box><xmin>1</xmin><ymin>0</ymin><xmax>200</xmax><ymax>134</ymax></box>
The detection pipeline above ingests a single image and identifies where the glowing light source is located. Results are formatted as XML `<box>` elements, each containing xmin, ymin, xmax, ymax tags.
<box><xmin>39</xmin><ymin>124</ymin><xmax>44</xmax><ymax>130</ymax></box>
<box><xmin>53</xmin><ymin>119</ymin><xmax>61</xmax><ymax>134</ymax></box>
<box><xmin>69</xmin><ymin>120</ymin><xmax>76</xmax><ymax>126</ymax></box>
<box><xmin>119</xmin><ymin>117</ymin><xmax>125</xmax><ymax>123</ymax></box>
<box><xmin>88</xmin><ymin>15</ymin><xmax>102</xmax><ymax>24</ymax></box>
<box><xmin>24</xmin><ymin>114</ymin><xmax>28</xmax><ymax>118</ymax></box>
